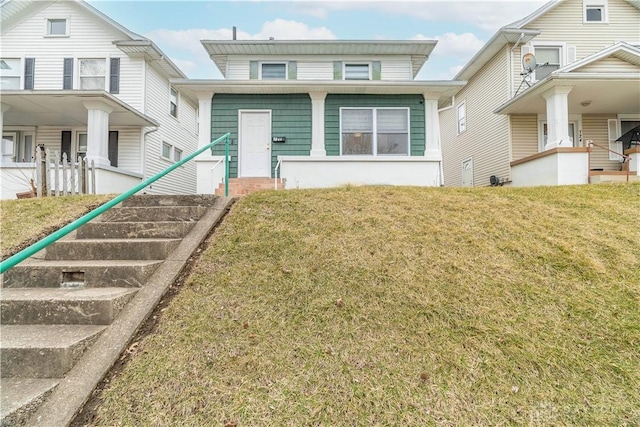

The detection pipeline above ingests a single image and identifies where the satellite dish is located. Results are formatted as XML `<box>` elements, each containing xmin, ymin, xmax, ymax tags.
<box><xmin>522</xmin><ymin>53</ymin><xmax>537</xmax><ymax>72</ymax></box>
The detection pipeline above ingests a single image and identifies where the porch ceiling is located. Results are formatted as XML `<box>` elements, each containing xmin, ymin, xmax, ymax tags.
<box><xmin>0</xmin><ymin>91</ymin><xmax>159</xmax><ymax>127</ymax></box>
<box><xmin>496</xmin><ymin>75</ymin><xmax>640</xmax><ymax>115</ymax></box>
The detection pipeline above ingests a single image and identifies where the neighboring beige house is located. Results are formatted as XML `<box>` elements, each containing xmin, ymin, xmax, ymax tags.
<box><xmin>0</xmin><ymin>0</ymin><xmax>199</xmax><ymax>199</ymax></box>
<box><xmin>440</xmin><ymin>0</ymin><xmax>640</xmax><ymax>187</ymax></box>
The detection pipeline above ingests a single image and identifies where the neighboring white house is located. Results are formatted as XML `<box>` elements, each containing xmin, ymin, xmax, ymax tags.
<box><xmin>440</xmin><ymin>0</ymin><xmax>640</xmax><ymax>187</ymax></box>
<box><xmin>0</xmin><ymin>0</ymin><xmax>199</xmax><ymax>199</ymax></box>
<box><xmin>172</xmin><ymin>40</ymin><xmax>465</xmax><ymax>193</ymax></box>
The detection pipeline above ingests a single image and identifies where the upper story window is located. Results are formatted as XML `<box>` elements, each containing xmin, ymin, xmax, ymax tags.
<box><xmin>457</xmin><ymin>101</ymin><xmax>467</xmax><ymax>134</ymax></box>
<box><xmin>261</xmin><ymin>63</ymin><xmax>286</xmax><ymax>80</ymax></box>
<box><xmin>341</xmin><ymin>108</ymin><xmax>409</xmax><ymax>156</ymax></box>
<box><xmin>79</xmin><ymin>58</ymin><xmax>106</xmax><ymax>90</ymax></box>
<box><xmin>344</xmin><ymin>63</ymin><xmax>370</xmax><ymax>80</ymax></box>
<box><xmin>584</xmin><ymin>0</ymin><xmax>607</xmax><ymax>22</ymax></box>
<box><xmin>170</xmin><ymin>87</ymin><xmax>178</xmax><ymax>118</ymax></box>
<box><xmin>534</xmin><ymin>46</ymin><xmax>561</xmax><ymax>80</ymax></box>
<box><xmin>0</xmin><ymin>58</ymin><xmax>21</xmax><ymax>90</ymax></box>
<box><xmin>47</xmin><ymin>18</ymin><xmax>67</xmax><ymax>36</ymax></box>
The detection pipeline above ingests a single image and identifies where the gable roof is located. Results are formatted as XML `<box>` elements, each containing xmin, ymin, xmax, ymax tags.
<box><xmin>201</xmin><ymin>40</ymin><xmax>437</xmax><ymax>78</ymax></box>
<box><xmin>453</xmin><ymin>0</ymin><xmax>640</xmax><ymax>81</ymax></box>
<box><xmin>494</xmin><ymin>42</ymin><xmax>640</xmax><ymax>114</ymax></box>
<box><xmin>0</xmin><ymin>0</ymin><xmax>187</xmax><ymax>79</ymax></box>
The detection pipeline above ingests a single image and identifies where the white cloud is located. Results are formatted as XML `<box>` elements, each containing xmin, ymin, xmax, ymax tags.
<box><xmin>145</xmin><ymin>20</ymin><xmax>336</xmax><ymax>78</ymax></box>
<box><xmin>293</xmin><ymin>1</ymin><xmax>547</xmax><ymax>32</ymax></box>
<box><xmin>414</xmin><ymin>32</ymin><xmax>485</xmax><ymax>58</ymax></box>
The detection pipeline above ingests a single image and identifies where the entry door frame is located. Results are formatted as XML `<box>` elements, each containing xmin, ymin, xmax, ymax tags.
<box><xmin>238</xmin><ymin>109</ymin><xmax>272</xmax><ymax>177</ymax></box>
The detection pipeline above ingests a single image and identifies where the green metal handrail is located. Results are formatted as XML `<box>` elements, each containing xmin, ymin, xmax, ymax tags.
<box><xmin>0</xmin><ymin>132</ymin><xmax>231</xmax><ymax>274</ymax></box>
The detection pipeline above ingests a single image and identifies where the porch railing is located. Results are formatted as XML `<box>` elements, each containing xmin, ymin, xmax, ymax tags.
<box><xmin>0</xmin><ymin>133</ymin><xmax>231</xmax><ymax>274</ymax></box>
<box><xmin>587</xmin><ymin>140</ymin><xmax>631</xmax><ymax>183</ymax></box>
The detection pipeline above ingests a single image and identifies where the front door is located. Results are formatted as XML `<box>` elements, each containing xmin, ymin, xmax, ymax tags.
<box><xmin>239</xmin><ymin>111</ymin><xmax>271</xmax><ymax>177</ymax></box>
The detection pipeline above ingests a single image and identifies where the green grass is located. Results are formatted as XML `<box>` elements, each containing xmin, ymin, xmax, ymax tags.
<box><xmin>64</xmin><ymin>185</ymin><xmax>640</xmax><ymax>424</ymax></box>
<box><xmin>0</xmin><ymin>194</ymin><xmax>112</xmax><ymax>260</ymax></box>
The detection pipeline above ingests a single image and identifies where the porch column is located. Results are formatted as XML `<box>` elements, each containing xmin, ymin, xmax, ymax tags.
<box><xmin>309</xmin><ymin>92</ymin><xmax>327</xmax><ymax>156</ymax></box>
<box><xmin>0</xmin><ymin>103</ymin><xmax>8</xmax><ymax>136</ymax></box>
<box><xmin>423</xmin><ymin>95</ymin><xmax>442</xmax><ymax>160</ymax></box>
<box><xmin>542</xmin><ymin>86</ymin><xmax>573</xmax><ymax>150</ymax></box>
<box><xmin>197</xmin><ymin>92</ymin><xmax>213</xmax><ymax>152</ymax></box>
<box><xmin>83</xmin><ymin>101</ymin><xmax>112</xmax><ymax>166</ymax></box>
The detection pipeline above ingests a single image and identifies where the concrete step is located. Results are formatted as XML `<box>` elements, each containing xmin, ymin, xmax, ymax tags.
<box><xmin>121</xmin><ymin>194</ymin><xmax>218</xmax><ymax>207</ymax></box>
<box><xmin>1</xmin><ymin>288</ymin><xmax>137</xmax><ymax>325</ymax></box>
<box><xmin>44</xmin><ymin>238</ymin><xmax>180</xmax><ymax>261</ymax></box>
<box><xmin>2</xmin><ymin>259</ymin><xmax>162</xmax><ymax>289</ymax></box>
<box><xmin>215</xmin><ymin>177</ymin><xmax>278</xmax><ymax>196</ymax></box>
<box><xmin>1</xmin><ymin>325</ymin><xmax>105</xmax><ymax>378</ymax></box>
<box><xmin>98</xmin><ymin>206</ymin><xmax>206</xmax><ymax>222</ymax></box>
<box><xmin>77</xmin><ymin>221</ymin><xmax>196</xmax><ymax>239</ymax></box>
<box><xmin>1</xmin><ymin>378</ymin><xmax>59</xmax><ymax>427</ymax></box>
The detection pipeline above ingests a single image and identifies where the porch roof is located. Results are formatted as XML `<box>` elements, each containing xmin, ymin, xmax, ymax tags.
<box><xmin>0</xmin><ymin>91</ymin><xmax>159</xmax><ymax>127</ymax></box>
<box><xmin>494</xmin><ymin>74</ymin><xmax>640</xmax><ymax>115</ymax></box>
<box><xmin>170</xmin><ymin>79</ymin><xmax>466</xmax><ymax>102</ymax></box>
<box><xmin>495</xmin><ymin>42</ymin><xmax>640</xmax><ymax>115</ymax></box>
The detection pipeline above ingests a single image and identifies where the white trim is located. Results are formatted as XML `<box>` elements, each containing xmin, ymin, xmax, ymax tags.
<box><xmin>339</xmin><ymin>107</ymin><xmax>411</xmax><ymax>156</ymax></box>
<box><xmin>343</xmin><ymin>62</ymin><xmax>372</xmax><ymax>81</ymax></box>
<box><xmin>238</xmin><ymin>109</ymin><xmax>272</xmax><ymax>177</ymax></box>
<box><xmin>462</xmin><ymin>157</ymin><xmax>473</xmax><ymax>187</ymax></box>
<box><xmin>583</xmin><ymin>0</ymin><xmax>608</xmax><ymax>23</ymax></box>
<box><xmin>259</xmin><ymin>62</ymin><xmax>288</xmax><ymax>80</ymax></box>
<box><xmin>44</xmin><ymin>17</ymin><xmax>69</xmax><ymax>37</ymax></box>
<box><xmin>457</xmin><ymin>100</ymin><xmax>466</xmax><ymax>135</ymax></box>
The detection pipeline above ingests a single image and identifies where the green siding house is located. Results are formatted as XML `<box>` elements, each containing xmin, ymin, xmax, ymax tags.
<box><xmin>173</xmin><ymin>40</ymin><xmax>464</xmax><ymax>192</ymax></box>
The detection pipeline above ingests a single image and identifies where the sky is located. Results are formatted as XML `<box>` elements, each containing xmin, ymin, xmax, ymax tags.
<box><xmin>87</xmin><ymin>0</ymin><xmax>549</xmax><ymax>81</ymax></box>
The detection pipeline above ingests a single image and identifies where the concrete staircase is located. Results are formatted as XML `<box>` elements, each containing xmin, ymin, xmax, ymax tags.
<box><xmin>215</xmin><ymin>177</ymin><xmax>282</xmax><ymax>196</ymax></box>
<box><xmin>0</xmin><ymin>194</ymin><xmax>232</xmax><ymax>426</ymax></box>
<box><xmin>589</xmin><ymin>170</ymin><xmax>640</xmax><ymax>184</ymax></box>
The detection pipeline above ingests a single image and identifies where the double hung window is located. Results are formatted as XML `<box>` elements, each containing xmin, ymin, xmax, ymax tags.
<box><xmin>341</xmin><ymin>108</ymin><xmax>409</xmax><ymax>156</ymax></box>
<box><xmin>79</xmin><ymin>59</ymin><xmax>106</xmax><ymax>90</ymax></box>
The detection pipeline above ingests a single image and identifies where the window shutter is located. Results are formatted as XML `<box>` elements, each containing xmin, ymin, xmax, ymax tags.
<box><xmin>566</xmin><ymin>45</ymin><xmax>577</xmax><ymax>64</ymax></box>
<box><xmin>333</xmin><ymin>61</ymin><xmax>342</xmax><ymax>80</ymax></box>
<box><xmin>63</xmin><ymin>58</ymin><xmax>73</xmax><ymax>89</ymax></box>
<box><xmin>108</xmin><ymin>130</ymin><xmax>118</xmax><ymax>167</ymax></box>
<box><xmin>521</xmin><ymin>44</ymin><xmax>532</xmax><ymax>57</ymax></box>
<box><xmin>372</xmin><ymin>61</ymin><xmax>381</xmax><ymax>80</ymax></box>
<box><xmin>109</xmin><ymin>58</ymin><xmax>120</xmax><ymax>94</ymax></box>
<box><xmin>61</xmin><ymin>131</ymin><xmax>72</xmax><ymax>161</ymax></box>
<box><xmin>608</xmin><ymin>118</ymin><xmax>622</xmax><ymax>161</ymax></box>
<box><xmin>24</xmin><ymin>58</ymin><xmax>35</xmax><ymax>90</ymax></box>
<box><xmin>249</xmin><ymin>61</ymin><xmax>258</xmax><ymax>80</ymax></box>
<box><xmin>287</xmin><ymin>61</ymin><xmax>297</xmax><ymax>80</ymax></box>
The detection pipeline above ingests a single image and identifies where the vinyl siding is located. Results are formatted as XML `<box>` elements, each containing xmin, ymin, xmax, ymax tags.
<box><xmin>143</xmin><ymin>65</ymin><xmax>198</xmax><ymax>194</ymax></box>
<box><xmin>512</xmin><ymin>0</ymin><xmax>640</xmax><ymax>88</ymax></box>
<box><xmin>583</xmin><ymin>114</ymin><xmax>621</xmax><ymax>170</ymax></box>
<box><xmin>210</xmin><ymin>94</ymin><xmax>312</xmax><ymax>178</ymax></box>
<box><xmin>511</xmin><ymin>115</ymin><xmax>539</xmax><ymax>161</ymax></box>
<box><xmin>441</xmin><ymin>47</ymin><xmax>511</xmax><ymax>187</ymax></box>
<box><xmin>324</xmin><ymin>94</ymin><xmax>425</xmax><ymax>156</ymax></box>
<box><xmin>297</xmin><ymin>62</ymin><xmax>334</xmax><ymax>80</ymax></box>
<box><xmin>222</xmin><ymin>57</ymin><xmax>415</xmax><ymax>81</ymax></box>
<box><xmin>27</xmin><ymin>126</ymin><xmax>140</xmax><ymax>171</ymax></box>
<box><xmin>0</xmin><ymin>1</ymin><xmax>144</xmax><ymax>110</ymax></box>
<box><xmin>576</xmin><ymin>57</ymin><xmax>640</xmax><ymax>73</ymax></box>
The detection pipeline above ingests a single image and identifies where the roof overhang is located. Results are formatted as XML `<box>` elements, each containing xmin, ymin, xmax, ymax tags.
<box><xmin>114</xmin><ymin>40</ymin><xmax>187</xmax><ymax>79</ymax></box>
<box><xmin>201</xmin><ymin>40</ymin><xmax>437</xmax><ymax>78</ymax></box>
<box><xmin>0</xmin><ymin>91</ymin><xmax>159</xmax><ymax>127</ymax></box>
<box><xmin>494</xmin><ymin>74</ymin><xmax>640</xmax><ymax>115</ymax></box>
<box><xmin>454</xmin><ymin>28</ymin><xmax>540</xmax><ymax>81</ymax></box>
<box><xmin>170</xmin><ymin>79</ymin><xmax>466</xmax><ymax>102</ymax></box>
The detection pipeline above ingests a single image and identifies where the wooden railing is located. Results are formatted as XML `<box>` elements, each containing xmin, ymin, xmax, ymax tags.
<box><xmin>586</xmin><ymin>140</ymin><xmax>631</xmax><ymax>183</ymax></box>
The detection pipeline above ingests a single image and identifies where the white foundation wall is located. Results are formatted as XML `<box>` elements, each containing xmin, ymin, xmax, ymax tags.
<box><xmin>279</xmin><ymin>157</ymin><xmax>442</xmax><ymax>189</ymax></box>
<box><xmin>511</xmin><ymin>151</ymin><xmax>589</xmax><ymax>186</ymax></box>
<box><xmin>196</xmin><ymin>157</ymin><xmax>226</xmax><ymax>194</ymax></box>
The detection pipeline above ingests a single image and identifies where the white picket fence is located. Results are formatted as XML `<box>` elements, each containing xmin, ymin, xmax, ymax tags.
<box><xmin>34</xmin><ymin>149</ymin><xmax>96</xmax><ymax>197</ymax></box>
